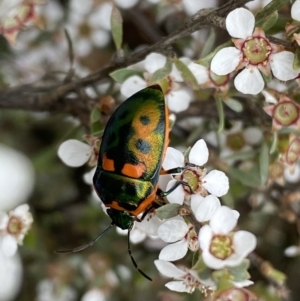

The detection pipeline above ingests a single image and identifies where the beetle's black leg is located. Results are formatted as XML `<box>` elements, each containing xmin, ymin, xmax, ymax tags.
<box><xmin>127</xmin><ymin>226</ymin><xmax>152</xmax><ymax>281</ymax></box>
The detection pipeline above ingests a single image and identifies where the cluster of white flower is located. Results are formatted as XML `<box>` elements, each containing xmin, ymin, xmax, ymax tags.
<box><xmin>58</xmin><ymin>135</ymin><xmax>257</xmax><ymax>294</ymax></box>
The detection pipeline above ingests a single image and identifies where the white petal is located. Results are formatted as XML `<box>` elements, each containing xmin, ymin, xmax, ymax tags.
<box><xmin>234</xmin><ymin>67</ymin><xmax>264</xmax><ymax>95</ymax></box>
<box><xmin>2</xmin><ymin>236</ymin><xmax>18</xmax><ymax>257</ymax></box>
<box><xmin>129</xmin><ymin>228</ymin><xmax>147</xmax><ymax>244</ymax></box>
<box><xmin>202</xmin><ymin>170</ymin><xmax>229</xmax><ymax>197</ymax></box>
<box><xmin>182</xmin><ymin>0</ymin><xmax>217</xmax><ymax>16</ymax></box>
<box><xmin>292</xmin><ymin>0</ymin><xmax>300</xmax><ymax>21</ymax></box>
<box><xmin>58</xmin><ymin>140</ymin><xmax>92</xmax><ymax>167</ymax></box>
<box><xmin>13</xmin><ymin>204</ymin><xmax>29</xmax><ymax>216</ymax></box>
<box><xmin>243</xmin><ymin>127</ymin><xmax>263</xmax><ymax>145</ymax></box>
<box><xmin>233</xmin><ymin>280</ymin><xmax>254</xmax><ymax>288</ymax></box>
<box><xmin>0</xmin><ymin>239</ymin><xmax>22</xmax><ymax>301</ymax></box>
<box><xmin>284</xmin><ymin>164</ymin><xmax>300</xmax><ymax>183</ymax></box>
<box><xmin>158</xmin><ymin>220</ymin><xmax>188</xmax><ymax>242</ymax></box>
<box><xmin>166</xmin><ymin>90</ymin><xmax>191</xmax><ymax>113</ymax></box>
<box><xmin>202</xmin><ymin>250</ymin><xmax>226</xmax><ymax>269</ymax></box>
<box><xmin>159</xmin><ymin>240</ymin><xmax>188</xmax><ymax>261</ymax></box>
<box><xmin>144</xmin><ymin>53</ymin><xmax>167</xmax><ymax>74</ymax></box>
<box><xmin>190</xmin><ymin>194</ymin><xmax>204</xmax><ymax>215</ymax></box>
<box><xmin>91</xmin><ymin>29</ymin><xmax>110</xmax><ymax>48</ymax></box>
<box><xmin>188</xmin><ymin>63</ymin><xmax>209</xmax><ymax>84</ymax></box>
<box><xmin>0</xmin><ymin>145</ymin><xmax>34</xmax><ymax>211</ymax></box>
<box><xmin>120</xmin><ymin>76</ymin><xmax>147</xmax><ymax>98</ymax></box>
<box><xmin>162</xmin><ymin>147</ymin><xmax>185</xmax><ymax>170</ymax></box>
<box><xmin>210</xmin><ymin>47</ymin><xmax>241</xmax><ymax>75</ymax></box>
<box><xmin>270</xmin><ymin>52</ymin><xmax>300</xmax><ymax>81</ymax></box>
<box><xmin>189</xmin><ymin>139</ymin><xmax>209</xmax><ymax>166</ymax></box>
<box><xmin>81</xmin><ymin>289</ymin><xmax>106</xmax><ymax>301</ymax></box>
<box><xmin>165</xmin><ymin>281</ymin><xmax>190</xmax><ymax>293</ymax></box>
<box><xmin>226</xmin><ymin>8</ymin><xmax>255</xmax><ymax>38</ymax></box>
<box><xmin>170</xmin><ymin>63</ymin><xmax>183</xmax><ymax>82</ymax></box>
<box><xmin>0</xmin><ymin>212</ymin><xmax>8</xmax><ymax>229</ymax></box>
<box><xmin>195</xmin><ymin>195</ymin><xmax>221</xmax><ymax>222</ymax></box>
<box><xmin>284</xmin><ymin>245</ymin><xmax>300</xmax><ymax>257</ymax></box>
<box><xmin>83</xmin><ymin>167</ymin><xmax>96</xmax><ymax>185</ymax></box>
<box><xmin>96</xmin><ymin>2</ymin><xmax>113</xmax><ymax>31</ymax></box>
<box><xmin>136</xmin><ymin>214</ymin><xmax>162</xmax><ymax>236</ymax></box>
<box><xmin>114</xmin><ymin>0</ymin><xmax>139</xmax><ymax>9</ymax></box>
<box><xmin>210</xmin><ymin>206</ymin><xmax>238</xmax><ymax>234</ymax></box>
<box><xmin>233</xmin><ymin>230</ymin><xmax>257</xmax><ymax>257</ymax></box>
<box><xmin>166</xmin><ymin>180</ymin><xmax>185</xmax><ymax>205</ymax></box>
<box><xmin>154</xmin><ymin>260</ymin><xmax>186</xmax><ymax>278</ymax></box>
<box><xmin>158</xmin><ymin>174</ymin><xmax>173</xmax><ymax>191</ymax></box>
<box><xmin>198</xmin><ymin>224</ymin><xmax>213</xmax><ymax>251</ymax></box>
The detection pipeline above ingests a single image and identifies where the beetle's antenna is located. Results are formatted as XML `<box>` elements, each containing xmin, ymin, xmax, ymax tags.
<box><xmin>127</xmin><ymin>227</ymin><xmax>152</xmax><ymax>281</ymax></box>
<box><xmin>55</xmin><ymin>223</ymin><xmax>114</xmax><ymax>254</ymax></box>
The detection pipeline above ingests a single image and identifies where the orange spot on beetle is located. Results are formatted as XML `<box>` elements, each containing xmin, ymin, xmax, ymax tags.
<box><xmin>102</xmin><ymin>153</ymin><xmax>115</xmax><ymax>171</ymax></box>
<box><xmin>121</xmin><ymin>163</ymin><xmax>146</xmax><ymax>178</ymax></box>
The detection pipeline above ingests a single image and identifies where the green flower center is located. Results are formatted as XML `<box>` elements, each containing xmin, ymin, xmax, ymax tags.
<box><xmin>181</xmin><ymin>169</ymin><xmax>199</xmax><ymax>192</ymax></box>
<box><xmin>287</xmin><ymin>138</ymin><xmax>300</xmax><ymax>163</ymax></box>
<box><xmin>7</xmin><ymin>216</ymin><xmax>22</xmax><ymax>235</ymax></box>
<box><xmin>227</xmin><ymin>132</ymin><xmax>245</xmax><ymax>150</ymax></box>
<box><xmin>273</xmin><ymin>101</ymin><xmax>299</xmax><ymax>126</ymax></box>
<box><xmin>210</xmin><ymin>235</ymin><xmax>233</xmax><ymax>259</ymax></box>
<box><xmin>242</xmin><ymin>37</ymin><xmax>271</xmax><ymax>65</ymax></box>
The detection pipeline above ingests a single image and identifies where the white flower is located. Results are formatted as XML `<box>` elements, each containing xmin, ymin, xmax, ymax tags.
<box><xmin>58</xmin><ymin>136</ymin><xmax>100</xmax><ymax>167</ymax></box>
<box><xmin>162</xmin><ymin>139</ymin><xmax>229</xmax><ymax>205</ymax></box>
<box><xmin>81</xmin><ymin>288</ymin><xmax>106</xmax><ymax>301</ymax></box>
<box><xmin>210</xmin><ymin>8</ymin><xmax>299</xmax><ymax>95</ymax></box>
<box><xmin>0</xmin><ymin>238</ymin><xmax>22</xmax><ymax>301</ymax></box>
<box><xmin>0</xmin><ymin>204</ymin><xmax>33</xmax><ymax>257</ymax></box>
<box><xmin>204</xmin><ymin>121</ymin><xmax>263</xmax><ymax>162</ymax></box>
<box><xmin>292</xmin><ymin>0</ymin><xmax>300</xmax><ymax>22</ymax></box>
<box><xmin>66</xmin><ymin>1</ymin><xmax>112</xmax><ymax>56</ymax></box>
<box><xmin>158</xmin><ymin>217</ymin><xmax>198</xmax><ymax>261</ymax></box>
<box><xmin>0</xmin><ymin>144</ymin><xmax>34</xmax><ymax>211</ymax></box>
<box><xmin>154</xmin><ymin>260</ymin><xmax>215</xmax><ymax>294</ymax></box>
<box><xmin>199</xmin><ymin>206</ymin><xmax>256</xmax><ymax>269</ymax></box>
<box><xmin>190</xmin><ymin>194</ymin><xmax>221</xmax><ymax>222</ymax></box>
<box><xmin>36</xmin><ymin>279</ymin><xmax>77</xmax><ymax>301</ymax></box>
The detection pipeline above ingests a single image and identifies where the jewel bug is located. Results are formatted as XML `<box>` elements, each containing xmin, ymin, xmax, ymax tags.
<box><xmin>56</xmin><ymin>85</ymin><xmax>191</xmax><ymax>280</ymax></box>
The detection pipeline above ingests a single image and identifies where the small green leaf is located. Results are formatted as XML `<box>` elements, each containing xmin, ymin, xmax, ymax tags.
<box><xmin>255</xmin><ymin>0</ymin><xmax>289</xmax><ymax>24</ymax></box>
<box><xmin>200</xmin><ymin>28</ymin><xmax>216</xmax><ymax>58</ymax></box>
<box><xmin>223</xmin><ymin>98</ymin><xmax>243</xmax><ymax>112</ymax></box>
<box><xmin>256</xmin><ymin>10</ymin><xmax>278</xmax><ymax>31</ymax></box>
<box><xmin>196</xmin><ymin>40</ymin><xmax>233</xmax><ymax>67</ymax></box>
<box><xmin>110</xmin><ymin>5</ymin><xmax>123</xmax><ymax>50</ymax></box>
<box><xmin>293</xmin><ymin>48</ymin><xmax>300</xmax><ymax>70</ymax></box>
<box><xmin>90</xmin><ymin>107</ymin><xmax>101</xmax><ymax>123</ymax></box>
<box><xmin>109</xmin><ymin>68</ymin><xmax>143</xmax><ymax>84</ymax></box>
<box><xmin>149</xmin><ymin>58</ymin><xmax>172</xmax><ymax>85</ymax></box>
<box><xmin>227</xmin><ymin>259</ymin><xmax>251</xmax><ymax>282</ymax></box>
<box><xmin>215</xmin><ymin>94</ymin><xmax>224</xmax><ymax>133</ymax></box>
<box><xmin>91</xmin><ymin>108</ymin><xmax>103</xmax><ymax>135</ymax></box>
<box><xmin>260</xmin><ymin>142</ymin><xmax>269</xmax><ymax>185</ymax></box>
<box><xmin>270</xmin><ymin>131</ymin><xmax>278</xmax><ymax>154</ymax></box>
<box><xmin>155</xmin><ymin>203</ymin><xmax>181</xmax><ymax>220</ymax></box>
<box><xmin>223</xmin><ymin>149</ymin><xmax>258</xmax><ymax>161</ymax></box>
<box><xmin>64</xmin><ymin>28</ymin><xmax>74</xmax><ymax>67</ymax></box>
<box><xmin>174</xmin><ymin>58</ymin><xmax>199</xmax><ymax>90</ymax></box>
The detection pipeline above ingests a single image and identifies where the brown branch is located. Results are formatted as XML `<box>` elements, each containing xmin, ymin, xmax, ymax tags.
<box><xmin>0</xmin><ymin>0</ymin><xmax>253</xmax><ymax>123</ymax></box>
